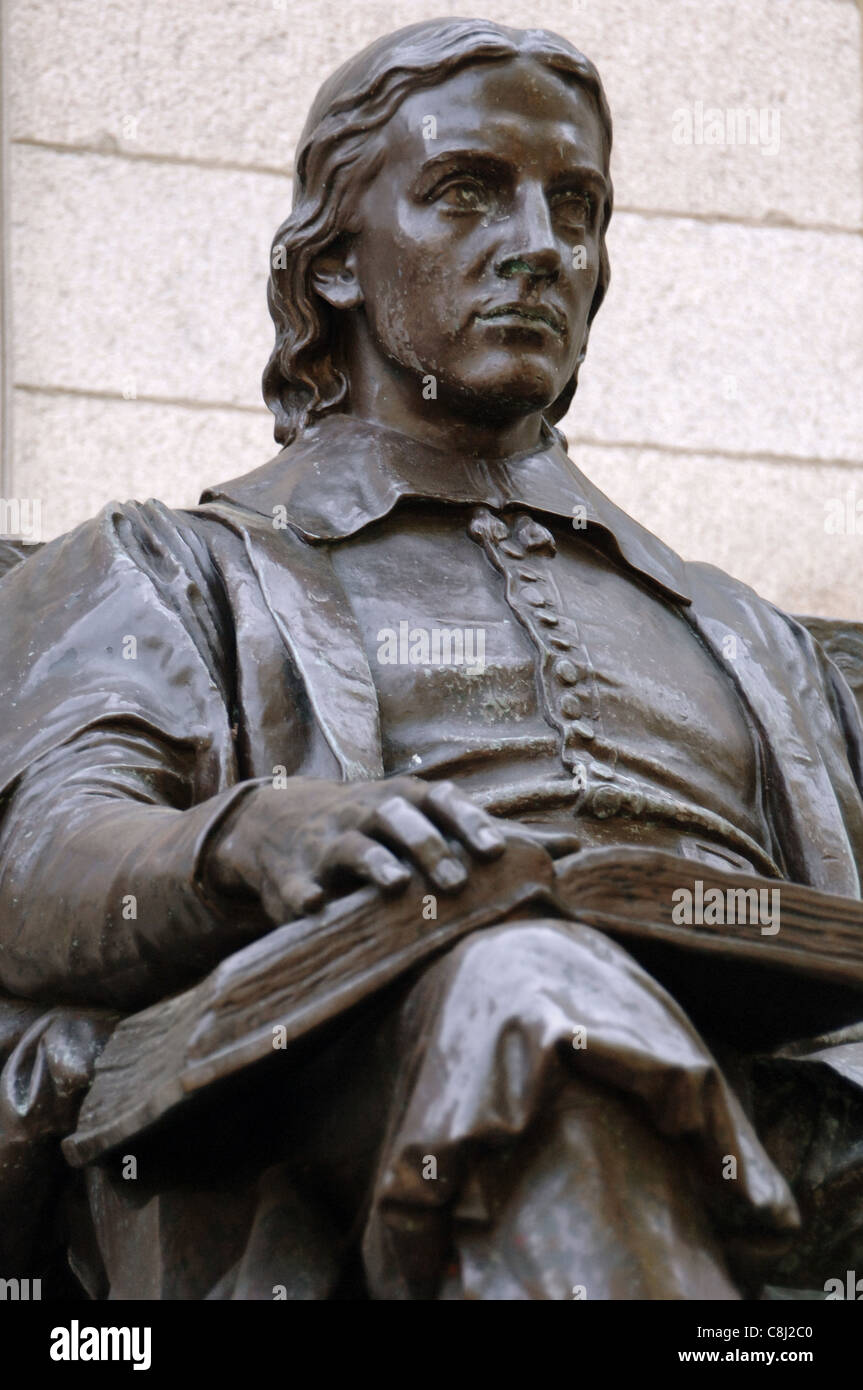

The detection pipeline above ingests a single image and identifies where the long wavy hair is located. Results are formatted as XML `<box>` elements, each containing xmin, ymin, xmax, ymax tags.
<box><xmin>262</xmin><ymin>19</ymin><xmax>614</xmax><ymax>447</ymax></box>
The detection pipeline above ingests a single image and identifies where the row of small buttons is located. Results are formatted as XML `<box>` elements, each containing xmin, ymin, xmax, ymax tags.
<box><xmin>467</xmin><ymin>507</ymin><xmax>602</xmax><ymax>778</ymax></box>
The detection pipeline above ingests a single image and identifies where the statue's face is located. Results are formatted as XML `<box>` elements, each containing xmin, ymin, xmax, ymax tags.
<box><xmin>349</xmin><ymin>56</ymin><xmax>609</xmax><ymax>419</ymax></box>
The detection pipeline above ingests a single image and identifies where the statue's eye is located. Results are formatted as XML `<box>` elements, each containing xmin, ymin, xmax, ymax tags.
<box><xmin>551</xmin><ymin>191</ymin><xmax>596</xmax><ymax>229</ymax></box>
<box><xmin>436</xmin><ymin>178</ymin><xmax>491</xmax><ymax>213</ymax></box>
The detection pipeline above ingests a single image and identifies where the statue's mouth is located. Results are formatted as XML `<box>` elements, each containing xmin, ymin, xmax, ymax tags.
<box><xmin>476</xmin><ymin>303</ymin><xmax>566</xmax><ymax>336</ymax></box>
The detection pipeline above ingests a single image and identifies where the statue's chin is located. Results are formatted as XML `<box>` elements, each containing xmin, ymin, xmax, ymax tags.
<box><xmin>429</xmin><ymin>349</ymin><xmax>570</xmax><ymax>424</ymax></box>
<box><xmin>440</xmin><ymin>378</ymin><xmax>559</xmax><ymax>426</ymax></box>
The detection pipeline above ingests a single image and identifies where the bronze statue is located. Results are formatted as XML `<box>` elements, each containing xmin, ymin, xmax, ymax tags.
<box><xmin>2</xmin><ymin>18</ymin><xmax>863</xmax><ymax>1301</ymax></box>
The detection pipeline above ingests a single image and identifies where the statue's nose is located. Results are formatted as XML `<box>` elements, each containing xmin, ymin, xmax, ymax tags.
<box><xmin>497</xmin><ymin>251</ymin><xmax>560</xmax><ymax>284</ymax></box>
<box><xmin>496</xmin><ymin>188</ymin><xmax>561</xmax><ymax>283</ymax></box>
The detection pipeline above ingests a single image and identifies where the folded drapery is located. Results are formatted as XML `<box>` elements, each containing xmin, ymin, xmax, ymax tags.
<box><xmin>361</xmin><ymin>918</ymin><xmax>799</xmax><ymax>1299</ymax></box>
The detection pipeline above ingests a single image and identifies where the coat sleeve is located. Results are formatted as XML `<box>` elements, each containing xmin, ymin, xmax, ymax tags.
<box><xmin>0</xmin><ymin>500</ymin><xmax>270</xmax><ymax>1009</ymax></box>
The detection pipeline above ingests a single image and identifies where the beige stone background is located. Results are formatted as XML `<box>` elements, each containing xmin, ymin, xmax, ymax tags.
<box><xmin>2</xmin><ymin>0</ymin><xmax>862</xmax><ymax>616</ymax></box>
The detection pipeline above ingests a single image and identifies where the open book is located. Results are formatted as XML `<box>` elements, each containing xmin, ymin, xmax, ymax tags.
<box><xmin>64</xmin><ymin>843</ymin><xmax>863</xmax><ymax>1166</ymax></box>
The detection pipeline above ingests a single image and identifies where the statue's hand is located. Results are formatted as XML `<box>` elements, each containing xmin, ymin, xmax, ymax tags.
<box><xmin>204</xmin><ymin>776</ymin><xmax>509</xmax><ymax>924</ymax></box>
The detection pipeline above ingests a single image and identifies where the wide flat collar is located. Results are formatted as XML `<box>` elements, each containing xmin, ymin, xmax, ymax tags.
<box><xmin>201</xmin><ymin>413</ymin><xmax>691</xmax><ymax>605</ymax></box>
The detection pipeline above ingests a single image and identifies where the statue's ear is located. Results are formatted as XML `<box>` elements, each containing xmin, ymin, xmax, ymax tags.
<box><xmin>311</xmin><ymin>240</ymin><xmax>363</xmax><ymax>310</ymax></box>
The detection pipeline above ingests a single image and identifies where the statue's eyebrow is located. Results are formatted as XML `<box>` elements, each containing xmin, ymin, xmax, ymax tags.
<box><xmin>411</xmin><ymin>149</ymin><xmax>514</xmax><ymax>198</ymax></box>
<box><xmin>547</xmin><ymin>165</ymin><xmax>610</xmax><ymax>199</ymax></box>
<box><xmin>410</xmin><ymin>148</ymin><xmax>610</xmax><ymax>205</ymax></box>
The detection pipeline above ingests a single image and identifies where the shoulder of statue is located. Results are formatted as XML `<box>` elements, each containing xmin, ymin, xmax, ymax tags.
<box><xmin>680</xmin><ymin>555</ymin><xmax>774</xmax><ymax>615</ymax></box>
<box><xmin>195</xmin><ymin>417</ymin><xmax>353</xmax><ymax>523</ymax></box>
<box><xmin>682</xmin><ymin>554</ymin><xmax>854</xmax><ymax>679</ymax></box>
